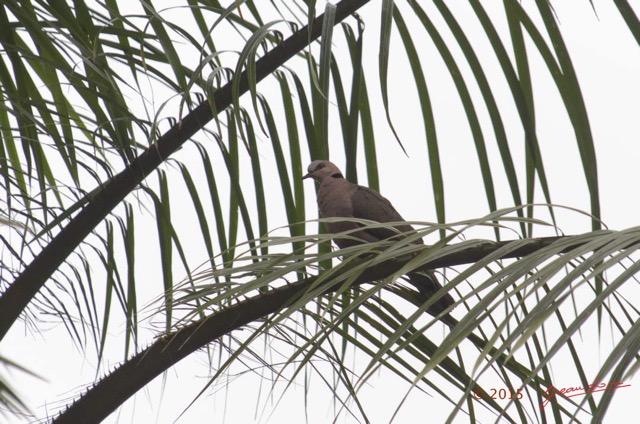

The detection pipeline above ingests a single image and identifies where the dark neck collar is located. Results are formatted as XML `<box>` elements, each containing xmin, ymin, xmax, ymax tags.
<box><xmin>331</xmin><ymin>172</ymin><xmax>344</xmax><ymax>179</ymax></box>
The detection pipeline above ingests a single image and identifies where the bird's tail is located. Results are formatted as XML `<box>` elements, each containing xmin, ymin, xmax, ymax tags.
<box><xmin>407</xmin><ymin>271</ymin><xmax>455</xmax><ymax>316</ymax></box>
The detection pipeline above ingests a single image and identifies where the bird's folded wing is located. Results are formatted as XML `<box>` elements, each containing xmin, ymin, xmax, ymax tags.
<box><xmin>351</xmin><ymin>186</ymin><xmax>420</xmax><ymax>243</ymax></box>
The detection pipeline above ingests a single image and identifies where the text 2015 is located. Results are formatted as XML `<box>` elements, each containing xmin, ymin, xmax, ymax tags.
<box><xmin>472</xmin><ymin>387</ymin><xmax>523</xmax><ymax>401</ymax></box>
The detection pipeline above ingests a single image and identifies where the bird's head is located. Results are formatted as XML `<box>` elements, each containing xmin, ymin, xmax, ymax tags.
<box><xmin>302</xmin><ymin>160</ymin><xmax>343</xmax><ymax>182</ymax></box>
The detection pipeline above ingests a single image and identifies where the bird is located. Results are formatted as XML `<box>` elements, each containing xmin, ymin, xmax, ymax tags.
<box><xmin>303</xmin><ymin>160</ymin><xmax>455</xmax><ymax>316</ymax></box>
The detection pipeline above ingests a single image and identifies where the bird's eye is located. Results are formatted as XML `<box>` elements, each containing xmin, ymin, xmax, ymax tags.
<box><xmin>317</xmin><ymin>163</ymin><xmax>325</xmax><ymax>169</ymax></box>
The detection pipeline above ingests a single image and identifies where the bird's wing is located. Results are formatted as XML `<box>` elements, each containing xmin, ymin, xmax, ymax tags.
<box><xmin>351</xmin><ymin>185</ymin><xmax>419</xmax><ymax>242</ymax></box>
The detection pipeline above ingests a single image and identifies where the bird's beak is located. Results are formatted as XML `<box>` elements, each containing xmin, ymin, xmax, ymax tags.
<box><xmin>302</xmin><ymin>171</ymin><xmax>313</xmax><ymax>180</ymax></box>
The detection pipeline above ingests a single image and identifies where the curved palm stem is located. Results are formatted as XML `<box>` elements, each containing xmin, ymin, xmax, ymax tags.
<box><xmin>51</xmin><ymin>233</ymin><xmax>607</xmax><ymax>423</ymax></box>
<box><xmin>0</xmin><ymin>0</ymin><xmax>370</xmax><ymax>342</ymax></box>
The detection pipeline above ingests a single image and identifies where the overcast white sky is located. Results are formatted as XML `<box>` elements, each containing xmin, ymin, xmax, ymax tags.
<box><xmin>4</xmin><ymin>1</ymin><xmax>640</xmax><ymax>423</ymax></box>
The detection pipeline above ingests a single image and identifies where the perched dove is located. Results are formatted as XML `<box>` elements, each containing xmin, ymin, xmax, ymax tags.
<box><xmin>303</xmin><ymin>160</ymin><xmax>454</xmax><ymax>315</ymax></box>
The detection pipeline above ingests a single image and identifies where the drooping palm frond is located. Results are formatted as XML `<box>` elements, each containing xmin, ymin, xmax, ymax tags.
<box><xmin>0</xmin><ymin>0</ymin><xmax>368</xmax><ymax>342</ymax></box>
<box><xmin>51</xmin><ymin>210</ymin><xmax>640</xmax><ymax>422</ymax></box>
<box><xmin>0</xmin><ymin>354</ymin><xmax>38</xmax><ymax>419</ymax></box>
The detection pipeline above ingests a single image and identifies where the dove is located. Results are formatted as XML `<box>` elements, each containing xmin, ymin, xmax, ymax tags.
<box><xmin>303</xmin><ymin>160</ymin><xmax>454</xmax><ymax>315</ymax></box>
